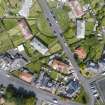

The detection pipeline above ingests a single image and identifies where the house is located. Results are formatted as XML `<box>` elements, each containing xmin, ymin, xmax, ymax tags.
<box><xmin>48</xmin><ymin>59</ymin><xmax>73</xmax><ymax>74</ymax></box>
<box><xmin>18</xmin><ymin>18</ymin><xmax>33</xmax><ymax>40</ymax></box>
<box><xmin>74</xmin><ymin>47</ymin><xmax>86</xmax><ymax>59</ymax></box>
<box><xmin>30</xmin><ymin>37</ymin><xmax>49</xmax><ymax>55</ymax></box>
<box><xmin>36</xmin><ymin>71</ymin><xmax>53</xmax><ymax>87</ymax></box>
<box><xmin>68</xmin><ymin>0</ymin><xmax>84</xmax><ymax>18</ymax></box>
<box><xmin>76</xmin><ymin>19</ymin><xmax>85</xmax><ymax>39</ymax></box>
<box><xmin>36</xmin><ymin>71</ymin><xmax>57</xmax><ymax>91</ymax></box>
<box><xmin>19</xmin><ymin>71</ymin><xmax>33</xmax><ymax>83</ymax></box>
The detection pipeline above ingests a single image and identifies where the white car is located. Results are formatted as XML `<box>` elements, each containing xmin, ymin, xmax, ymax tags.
<box><xmin>6</xmin><ymin>74</ymin><xmax>10</xmax><ymax>78</ymax></box>
<box><xmin>101</xmin><ymin>71</ymin><xmax>105</xmax><ymax>75</ymax></box>
<box><xmin>53</xmin><ymin>98</ymin><xmax>58</xmax><ymax>104</ymax></box>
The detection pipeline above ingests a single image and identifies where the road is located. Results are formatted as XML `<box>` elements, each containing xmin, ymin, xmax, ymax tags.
<box><xmin>37</xmin><ymin>0</ymin><xmax>95</xmax><ymax>105</ymax></box>
<box><xmin>36</xmin><ymin>99</ymin><xmax>42</xmax><ymax>105</ymax></box>
<box><xmin>0</xmin><ymin>70</ymin><xmax>83</xmax><ymax>105</ymax></box>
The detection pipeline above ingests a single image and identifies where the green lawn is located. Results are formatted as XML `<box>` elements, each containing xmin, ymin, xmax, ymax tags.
<box><xmin>26</xmin><ymin>62</ymin><xmax>41</xmax><ymax>74</ymax></box>
<box><xmin>52</xmin><ymin>7</ymin><xmax>70</xmax><ymax>32</ymax></box>
<box><xmin>29</xmin><ymin>0</ymin><xmax>41</xmax><ymax>18</ymax></box>
<box><xmin>49</xmin><ymin>41</ymin><xmax>61</xmax><ymax>53</ymax></box>
<box><xmin>0</xmin><ymin>31</ymin><xmax>14</xmax><ymax>53</ymax></box>
<box><xmin>37</xmin><ymin>14</ymin><xmax>53</xmax><ymax>36</ymax></box>
<box><xmin>75</xmin><ymin>88</ymin><xmax>88</xmax><ymax>104</ymax></box>
<box><xmin>49</xmin><ymin>70</ymin><xmax>59</xmax><ymax>81</ymax></box>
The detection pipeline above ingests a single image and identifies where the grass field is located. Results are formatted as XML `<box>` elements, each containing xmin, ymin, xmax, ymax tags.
<box><xmin>5</xmin><ymin>101</ymin><xmax>16</xmax><ymax>105</ymax></box>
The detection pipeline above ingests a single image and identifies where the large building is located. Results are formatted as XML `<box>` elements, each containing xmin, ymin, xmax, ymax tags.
<box><xmin>30</xmin><ymin>37</ymin><xmax>49</xmax><ymax>55</ymax></box>
<box><xmin>65</xmin><ymin>79</ymin><xmax>80</xmax><ymax>97</ymax></box>
<box><xmin>68</xmin><ymin>0</ymin><xmax>84</xmax><ymax>18</ymax></box>
<box><xmin>18</xmin><ymin>18</ymin><xmax>33</xmax><ymax>40</ymax></box>
<box><xmin>76</xmin><ymin>19</ymin><xmax>85</xmax><ymax>39</ymax></box>
<box><xmin>0</xmin><ymin>53</ymin><xmax>28</xmax><ymax>71</ymax></box>
<box><xmin>58</xmin><ymin>78</ymin><xmax>80</xmax><ymax>98</ymax></box>
<box><xmin>48</xmin><ymin>59</ymin><xmax>73</xmax><ymax>74</ymax></box>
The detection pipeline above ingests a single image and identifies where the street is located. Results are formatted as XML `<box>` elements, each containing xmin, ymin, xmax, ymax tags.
<box><xmin>37</xmin><ymin>0</ymin><xmax>95</xmax><ymax>105</ymax></box>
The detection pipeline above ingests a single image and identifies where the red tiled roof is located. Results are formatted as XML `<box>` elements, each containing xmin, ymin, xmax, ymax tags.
<box><xmin>19</xmin><ymin>72</ymin><xmax>33</xmax><ymax>83</ymax></box>
<box><xmin>49</xmin><ymin>59</ymin><xmax>73</xmax><ymax>73</ymax></box>
<box><xmin>74</xmin><ymin>47</ymin><xmax>86</xmax><ymax>59</ymax></box>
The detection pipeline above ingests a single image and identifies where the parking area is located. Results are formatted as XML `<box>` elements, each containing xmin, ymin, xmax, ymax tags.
<box><xmin>95</xmin><ymin>77</ymin><xmax>105</xmax><ymax>103</ymax></box>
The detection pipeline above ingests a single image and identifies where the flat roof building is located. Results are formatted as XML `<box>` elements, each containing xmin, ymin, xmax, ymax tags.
<box><xmin>17</xmin><ymin>44</ymin><xmax>25</xmax><ymax>52</ymax></box>
<box><xmin>30</xmin><ymin>37</ymin><xmax>49</xmax><ymax>55</ymax></box>
<box><xmin>68</xmin><ymin>0</ymin><xmax>84</xmax><ymax>18</ymax></box>
<box><xmin>18</xmin><ymin>18</ymin><xmax>33</xmax><ymax>40</ymax></box>
<box><xmin>66</xmin><ymin>79</ymin><xmax>80</xmax><ymax>97</ymax></box>
<box><xmin>18</xmin><ymin>0</ymin><xmax>32</xmax><ymax>17</ymax></box>
<box><xmin>76</xmin><ymin>19</ymin><xmax>85</xmax><ymax>39</ymax></box>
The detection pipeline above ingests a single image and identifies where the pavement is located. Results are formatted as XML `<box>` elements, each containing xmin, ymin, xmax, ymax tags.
<box><xmin>36</xmin><ymin>99</ymin><xmax>42</xmax><ymax>105</ymax></box>
<box><xmin>37</xmin><ymin>0</ymin><xmax>95</xmax><ymax>105</ymax></box>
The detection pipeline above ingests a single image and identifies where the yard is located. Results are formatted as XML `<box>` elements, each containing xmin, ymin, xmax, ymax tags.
<box><xmin>5</xmin><ymin>101</ymin><xmax>16</xmax><ymax>105</ymax></box>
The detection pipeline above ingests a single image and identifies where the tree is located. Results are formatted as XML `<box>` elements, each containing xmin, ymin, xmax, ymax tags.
<box><xmin>24</xmin><ymin>96</ymin><xmax>36</xmax><ymax>105</ymax></box>
<box><xmin>5</xmin><ymin>85</ymin><xmax>16</xmax><ymax>102</ymax></box>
